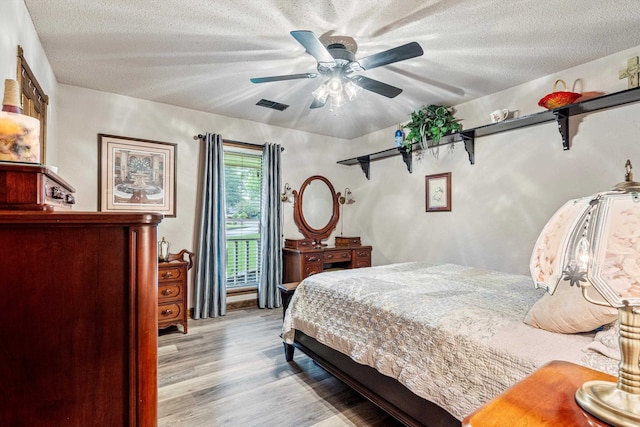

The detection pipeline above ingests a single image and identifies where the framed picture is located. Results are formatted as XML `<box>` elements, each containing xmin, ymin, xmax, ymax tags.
<box><xmin>425</xmin><ymin>172</ymin><xmax>451</xmax><ymax>212</ymax></box>
<box><xmin>99</xmin><ymin>134</ymin><xmax>176</xmax><ymax>217</ymax></box>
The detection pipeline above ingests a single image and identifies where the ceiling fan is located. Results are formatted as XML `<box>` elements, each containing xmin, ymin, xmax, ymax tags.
<box><xmin>250</xmin><ymin>30</ymin><xmax>424</xmax><ymax>109</ymax></box>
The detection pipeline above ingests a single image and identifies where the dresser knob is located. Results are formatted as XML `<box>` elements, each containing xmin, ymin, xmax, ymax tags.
<box><xmin>161</xmin><ymin>289</ymin><xmax>173</xmax><ymax>296</ymax></box>
<box><xmin>161</xmin><ymin>272</ymin><xmax>172</xmax><ymax>279</ymax></box>
<box><xmin>51</xmin><ymin>186</ymin><xmax>65</xmax><ymax>199</ymax></box>
<box><xmin>161</xmin><ymin>309</ymin><xmax>173</xmax><ymax>316</ymax></box>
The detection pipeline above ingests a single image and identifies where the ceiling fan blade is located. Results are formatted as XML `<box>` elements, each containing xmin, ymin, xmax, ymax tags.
<box><xmin>349</xmin><ymin>75</ymin><xmax>403</xmax><ymax>98</ymax></box>
<box><xmin>310</xmin><ymin>97</ymin><xmax>326</xmax><ymax>109</ymax></box>
<box><xmin>354</xmin><ymin>42</ymin><xmax>424</xmax><ymax>71</ymax></box>
<box><xmin>250</xmin><ymin>73</ymin><xmax>318</xmax><ymax>83</ymax></box>
<box><xmin>290</xmin><ymin>30</ymin><xmax>336</xmax><ymax>66</ymax></box>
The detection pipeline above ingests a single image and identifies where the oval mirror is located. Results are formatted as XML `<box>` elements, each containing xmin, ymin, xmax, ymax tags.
<box><xmin>292</xmin><ymin>175</ymin><xmax>340</xmax><ymax>244</ymax></box>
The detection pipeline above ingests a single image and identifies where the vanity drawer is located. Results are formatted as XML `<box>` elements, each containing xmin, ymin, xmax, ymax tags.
<box><xmin>324</xmin><ymin>250</ymin><xmax>351</xmax><ymax>262</ymax></box>
<box><xmin>353</xmin><ymin>248</ymin><xmax>372</xmax><ymax>268</ymax></box>
<box><xmin>158</xmin><ymin>283</ymin><xmax>183</xmax><ymax>302</ymax></box>
<box><xmin>303</xmin><ymin>253</ymin><xmax>323</xmax><ymax>264</ymax></box>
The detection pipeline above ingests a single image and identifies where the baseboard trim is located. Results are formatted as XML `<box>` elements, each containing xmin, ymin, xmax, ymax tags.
<box><xmin>226</xmin><ymin>299</ymin><xmax>258</xmax><ymax>311</ymax></box>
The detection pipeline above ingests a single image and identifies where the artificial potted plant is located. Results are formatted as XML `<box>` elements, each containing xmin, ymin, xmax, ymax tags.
<box><xmin>401</xmin><ymin>105</ymin><xmax>461</xmax><ymax>152</ymax></box>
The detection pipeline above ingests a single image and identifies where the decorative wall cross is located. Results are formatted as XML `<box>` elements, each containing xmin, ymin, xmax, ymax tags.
<box><xmin>619</xmin><ymin>56</ymin><xmax>640</xmax><ymax>88</ymax></box>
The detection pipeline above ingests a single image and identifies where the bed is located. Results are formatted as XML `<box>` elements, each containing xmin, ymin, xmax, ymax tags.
<box><xmin>282</xmin><ymin>262</ymin><xmax>619</xmax><ymax>426</ymax></box>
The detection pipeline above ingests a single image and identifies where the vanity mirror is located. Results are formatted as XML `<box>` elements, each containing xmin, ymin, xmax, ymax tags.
<box><xmin>292</xmin><ymin>175</ymin><xmax>340</xmax><ymax>245</ymax></box>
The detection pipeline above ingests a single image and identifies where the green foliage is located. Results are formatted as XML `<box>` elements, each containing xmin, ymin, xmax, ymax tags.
<box><xmin>401</xmin><ymin>105</ymin><xmax>461</xmax><ymax>152</ymax></box>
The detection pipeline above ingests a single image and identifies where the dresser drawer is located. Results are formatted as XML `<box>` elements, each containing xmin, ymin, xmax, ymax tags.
<box><xmin>323</xmin><ymin>250</ymin><xmax>351</xmax><ymax>262</ymax></box>
<box><xmin>158</xmin><ymin>303</ymin><xmax>183</xmax><ymax>322</ymax></box>
<box><xmin>158</xmin><ymin>266</ymin><xmax>184</xmax><ymax>282</ymax></box>
<box><xmin>158</xmin><ymin>283</ymin><xmax>183</xmax><ymax>302</ymax></box>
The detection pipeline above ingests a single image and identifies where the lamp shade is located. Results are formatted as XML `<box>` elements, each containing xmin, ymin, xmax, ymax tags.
<box><xmin>588</xmin><ymin>193</ymin><xmax>640</xmax><ymax>307</ymax></box>
<box><xmin>531</xmin><ymin>191</ymin><xmax>640</xmax><ymax>308</ymax></box>
<box><xmin>530</xmin><ymin>196</ymin><xmax>593</xmax><ymax>294</ymax></box>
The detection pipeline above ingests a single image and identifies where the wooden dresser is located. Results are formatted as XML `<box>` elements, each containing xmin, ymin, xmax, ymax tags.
<box><xmin>282</xmin><ymin>238</ymin><xmax>372</xmax><ymax>282</ymax></box>
<box><xmin>158</xmin><ymin>249</ymin><xmax>194</xmax><ymax>333</ymax></box>
<box><xmin>0</xmin><ymin>211</ymin><xmax>162</xmax><ymax>427</ymax></box>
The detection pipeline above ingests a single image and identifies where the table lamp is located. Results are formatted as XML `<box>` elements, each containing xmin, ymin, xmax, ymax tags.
<box><xmin>531</xmin><ymin>160</ymin><xmax>640</xmax><ymax>426</ymax></box>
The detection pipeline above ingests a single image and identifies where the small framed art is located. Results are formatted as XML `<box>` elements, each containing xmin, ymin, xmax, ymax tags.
<box><xmin>98</xmin><ymin>134</ymin><xmax>176</xmax><ymax>217</ymax></box>
<box><xmin>425</xmin><ymin>172</ymin><xmax>451</xmax><ymax>212</ymax></box>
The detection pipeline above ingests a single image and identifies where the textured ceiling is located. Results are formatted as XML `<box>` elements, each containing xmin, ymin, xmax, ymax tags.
<box><xmin>23</xmin><ymin>0</ymin><xmax>640</xmax><ymax>140</ymax></box>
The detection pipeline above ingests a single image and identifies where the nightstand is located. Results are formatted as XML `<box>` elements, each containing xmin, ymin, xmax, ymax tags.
<box><xmin>278</xmin><ymin>281</ymin><xmax>300</xmax><ymax>320</ymax></box>
<box><xmin>158</xmin><ymin>249</ymin><xmax>194</xmax><ymax>333</ymax></box>
<box><xmin>462</xmin><ymin>360</ymin><xmax>615</xmax><ymax>426</ymax></box>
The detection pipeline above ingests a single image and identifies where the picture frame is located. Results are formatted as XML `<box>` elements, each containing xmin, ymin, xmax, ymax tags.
<box><xmin>98</xmin><ymin>134</ymin><xmax>176</xmax><ymax>217</ymax></box>
<box><xmin>425</xmin><ymin>172</ymin><xmax>451</xmax><ymax>212</ymax></box>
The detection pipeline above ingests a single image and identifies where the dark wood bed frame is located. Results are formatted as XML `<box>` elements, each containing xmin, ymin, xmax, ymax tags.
<box><xmin>284</xmin><ymin>330</ymin><xmax>460</xmax><ymax>427</ymax></box>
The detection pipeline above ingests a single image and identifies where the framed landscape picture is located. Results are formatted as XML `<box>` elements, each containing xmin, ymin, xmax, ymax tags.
<box><xmin>425</xmin><ymin>172</ymin><xmax>451</xmax><ymax>212</ymax></box>
<box><xmin>98</xmin><ymin>134</ymin><xmax>176</xmax><ymax>217</ymax></box>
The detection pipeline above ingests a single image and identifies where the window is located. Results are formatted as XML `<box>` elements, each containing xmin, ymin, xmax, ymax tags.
<box><xmin>17</xmin><ymin>46</ymin><xmax>48</xmax><ymax>163</ymax></box>
<box><xmin>224</xmin><ymin>148</ymin><xmax>262</xmax><ymax>289</ymax></box>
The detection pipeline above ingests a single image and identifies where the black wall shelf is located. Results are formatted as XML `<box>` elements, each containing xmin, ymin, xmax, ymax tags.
<box><xmin>338</xmin><ymin>86</ymin><xmax>640</xmax><ymax>180</ymax></box>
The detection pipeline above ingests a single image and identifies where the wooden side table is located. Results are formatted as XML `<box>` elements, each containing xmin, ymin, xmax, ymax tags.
<box><xmin>278</xmin><ymin>281</ymin><xmax>300</xmax><ymax>320</ymax></box>
<box><xmin>462</xmin><ymin>360</ymin><xmax>616</xmax><ymax>427</ymax></box>
<box><xmin>158</xmin><ymin>249</ymin><xmax>194</xmax><ymax>333</ymax></box>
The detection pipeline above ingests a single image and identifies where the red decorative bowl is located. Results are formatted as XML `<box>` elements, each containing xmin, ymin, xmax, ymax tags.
<box><xmin>538</xmin><ymin>79</ymin><xmax>581</xmax><ymax>109</ymax></box>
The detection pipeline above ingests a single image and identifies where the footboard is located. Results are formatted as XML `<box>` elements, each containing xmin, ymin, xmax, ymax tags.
<box><xmin>286</xmin><ymin>330</ymin><xmax>459</xmax><ymax>427</ymax></box>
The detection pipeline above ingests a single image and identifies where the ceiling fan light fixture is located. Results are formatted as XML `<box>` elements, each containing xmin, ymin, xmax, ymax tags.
<box><xmin>327</xmin><ymin>77</ymin><xmax>343</xmax><ymax>96</ymax></box>
<box><xmin>312</xmin><ymin>84</ymin><xmax>329</xmax><ymax>103</ymax></box>
<box><xmin>344</xmin><ymin>81</ymin><xmax>361</xmax><ymax>101</ymax></box>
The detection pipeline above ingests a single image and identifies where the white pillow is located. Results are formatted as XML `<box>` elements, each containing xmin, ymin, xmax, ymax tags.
<box><xmin>524</xmin><ymin>280</ymin><xmax>618</xmax><ymax>333</ymax></box>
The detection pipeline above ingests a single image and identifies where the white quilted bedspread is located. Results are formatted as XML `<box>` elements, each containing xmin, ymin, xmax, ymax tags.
<box><xmin>282</xmin><ymin>262</ymin><xmax>617</xmax><ymax>420</ymax></box>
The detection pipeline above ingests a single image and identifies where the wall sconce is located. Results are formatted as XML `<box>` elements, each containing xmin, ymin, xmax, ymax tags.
<box><xmin>339</xmin><ymin>188</ymin><xmax>356</xmax><ymax>236</ymax></box>
<box><xmin>281</xmin><ymin>182</ymin><xmax>293</xmax><ymax>203</ymax></box>
<box><xmin>339</xmin><ymin>188</ymin><xmax>355</xmax><ymax>205</ymax></box>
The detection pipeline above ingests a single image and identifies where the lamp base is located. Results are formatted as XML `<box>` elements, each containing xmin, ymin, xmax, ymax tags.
<box><xmin>575</xmin><ymin>380</ymin><xmax>640</xmax><ymax>427</ymax></box>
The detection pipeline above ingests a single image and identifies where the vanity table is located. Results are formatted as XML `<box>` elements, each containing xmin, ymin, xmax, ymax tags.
<box><xmin>282</xmin><ymin>175</ymin><xmax>372</xmax><ymax>282</ymax></box>
<box><xmin>283</xmin><ymin>240</ymin><xmax>372</xmax><ymax>282</ymax></box>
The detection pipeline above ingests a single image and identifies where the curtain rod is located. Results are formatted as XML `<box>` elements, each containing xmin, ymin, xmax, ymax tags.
<box><xmin>195</xmin><ymin>135</ymin><xmax>284</xmax><ymax>151</ymax></box>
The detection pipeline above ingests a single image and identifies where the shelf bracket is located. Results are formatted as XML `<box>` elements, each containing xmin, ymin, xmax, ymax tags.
<box><xmin>400</xmin><ymin>149</ymin><xmax>412</xmax><ymax>173</ymax></box>
<box><xmin>356</xmin><ymin>156</ymin><xmax>371</xmax><ymax>180</ymax></box>
<box><xmin>460</xmin><ymin>130</ymin><xmax>476</xmax><ymax>164</ymax></box>
<box><xmin>552</xmin><ymin>109</ymin><xmax>571</xmax><ymax>150</ymax></box>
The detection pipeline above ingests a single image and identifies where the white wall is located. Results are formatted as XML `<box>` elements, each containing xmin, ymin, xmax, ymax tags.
<box><xmin>2</xmin><ymin>0</ymin><xmax>59</xmax><ymax>165</ymax></box>
<box><xmin>55</xmin><ymin>84</ymin><xmax>357</xmax><ymax>307</ymax></box>
<box><xmin>347</xmin><ymin>46</ymin><xmax>640</xmax><ymax>274</ymax></box>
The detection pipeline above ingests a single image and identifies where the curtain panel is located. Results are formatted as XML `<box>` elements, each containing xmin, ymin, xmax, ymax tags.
<box><xmin>193</xmin><ymin>133</ymin><xmax>227</xmax><ymax>318</ymax></box>
<box><xmin>258</xmin><ymin>142</ymin><xmax>283</xmax><ymax>308</ymax></box>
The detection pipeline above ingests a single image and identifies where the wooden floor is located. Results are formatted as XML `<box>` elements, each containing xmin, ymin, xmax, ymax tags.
<box><xmin>158</xmin><ymin>307</ymin><xmax>403</xmax><ymax>427</ymax></box>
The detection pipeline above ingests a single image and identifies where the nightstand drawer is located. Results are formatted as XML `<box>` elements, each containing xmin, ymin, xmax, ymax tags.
<box><xmin>323</xmin><ymin>250</ymin><xmax>351</xmax><ymax>262</ymax></box>
<box><xmin>158</xmin><ymin>283</ymin><xmax>183</xmax><ymax>302</ymax></box>
<box><xmin>158</xmin><ymin>303</ymin><xmax>183</xmax><ymax>321</ymax></box>
<box><xmin>158</xmin><ymin>266</ymin><xmax>184</xmax><ymax>282</ymax></box>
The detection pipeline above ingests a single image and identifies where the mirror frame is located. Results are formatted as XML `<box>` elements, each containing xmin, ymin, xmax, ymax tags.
<box><xmin>292</xmin><ymin>175</ymin><xmax>341</xmax><ymax>244</ymax></box>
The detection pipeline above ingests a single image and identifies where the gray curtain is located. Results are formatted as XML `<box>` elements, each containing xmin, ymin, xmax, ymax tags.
<box><xmin>258</xmin><ymin>142</ymin><xmax>283</xmax><ymax>308</ymax></box>
<box><xmin>193</xmin><ymin>133</ymin><xmax>227</xmax><ymax>318</ymax></box>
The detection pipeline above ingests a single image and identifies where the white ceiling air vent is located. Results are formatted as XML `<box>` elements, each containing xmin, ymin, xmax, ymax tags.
<box><xmin>256</xmin><ymin>99</ymin><xmax>289</xmax><ymax>111</ymax></box>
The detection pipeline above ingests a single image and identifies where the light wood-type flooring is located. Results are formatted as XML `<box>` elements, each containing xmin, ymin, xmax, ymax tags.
<box><xmin>157</xmin><ymin>307</ymin><xmax>403</xmax><ymax>427</ymax></box>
